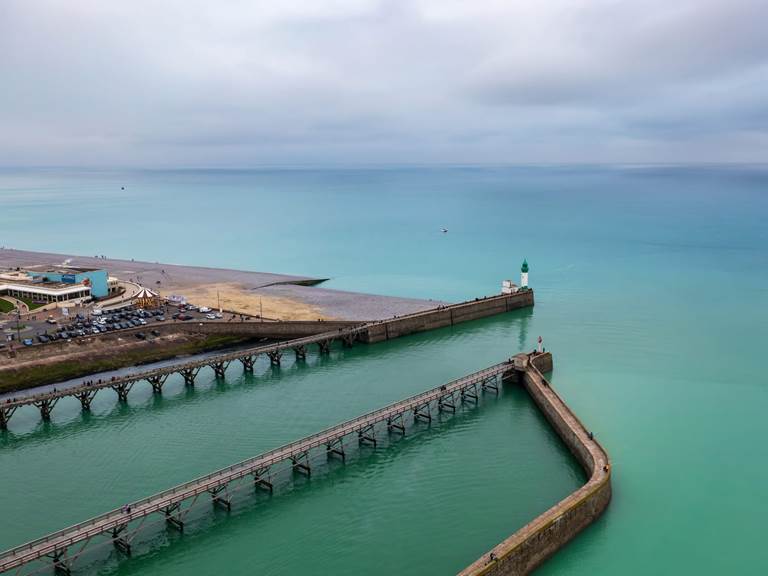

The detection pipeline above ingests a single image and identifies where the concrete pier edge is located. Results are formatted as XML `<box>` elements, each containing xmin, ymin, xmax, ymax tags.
<box><xmin>459</xmin><ymin>352</ymin><xmax>612</xmax><ymax>576</ymax></box>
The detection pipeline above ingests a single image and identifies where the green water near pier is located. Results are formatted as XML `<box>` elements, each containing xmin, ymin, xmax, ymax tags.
<box><xmin>1</xmin><ymin>166</ymin><xmax>767</xmax><ymax>574</ymax></box>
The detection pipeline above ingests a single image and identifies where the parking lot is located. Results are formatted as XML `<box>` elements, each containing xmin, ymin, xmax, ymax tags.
<box><xmin>2</xmin><ymin>303</ymin><xmax>241</xmax><ymax>349</ymax></box>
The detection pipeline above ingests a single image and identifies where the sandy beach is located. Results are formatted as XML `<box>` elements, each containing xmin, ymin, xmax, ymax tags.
<box><xmin>0</xmin><ymin>248</ymin><xmax>444</xmax><ymax>321</ymax></box>
<box><xmin>163</xmin><ymin>281</ymin><xmax>330</xmax><ymax>320</ymax></box>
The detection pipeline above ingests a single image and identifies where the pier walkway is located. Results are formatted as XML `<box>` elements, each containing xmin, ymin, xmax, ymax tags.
<box><xmin>0</xmin><ymin>324</ymin><xmax>368</xmax><ymax>429</ymax></box>
<box><xmin>0</xmin><ymin>362</ymin><xmax>510</xmax><ymax>575</ymax></box>
<box><xmin>0</xmin><ymin>291</ymin><xmax>534</xmax><ymax>430</ymax></box>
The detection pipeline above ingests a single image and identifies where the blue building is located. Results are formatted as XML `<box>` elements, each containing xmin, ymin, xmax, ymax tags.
<box><xmin>28</xmin><ymin>268</ymin><xmax>110</xmax><ymax>298</ymax></box>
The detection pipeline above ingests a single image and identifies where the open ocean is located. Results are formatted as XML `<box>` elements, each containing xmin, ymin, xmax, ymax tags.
<box><xmin>1</xmin><ymin>166</ymin><xmax>767</xmax><ymax>574</ymax></box>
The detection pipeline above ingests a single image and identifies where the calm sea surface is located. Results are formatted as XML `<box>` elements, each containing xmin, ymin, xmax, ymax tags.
<box><xmin>1</xmin><ymin>166</ymin><xmax>767</xmax><ymax>574</ymax></box>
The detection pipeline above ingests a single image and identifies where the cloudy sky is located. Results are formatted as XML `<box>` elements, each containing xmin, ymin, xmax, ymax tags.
<box><xmin>1</xmin><ymin>0</ymin><xmax>767</xmax><ymax>167</ymax></box>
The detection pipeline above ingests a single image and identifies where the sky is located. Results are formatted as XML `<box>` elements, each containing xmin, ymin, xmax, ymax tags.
<box><xmin>1</xmin><ymin>0</ymin><xmax>767</xmax><ymax>167</ymax></box>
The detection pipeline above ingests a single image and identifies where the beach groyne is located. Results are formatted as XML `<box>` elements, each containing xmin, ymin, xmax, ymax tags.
<box><xmin>459</xmin><ymin>352</ymin><xmax>611</xmax><ymax>575</ymax></box>
<box><xmin>363</xmin><ymin>290</ymin><xmax>534</xmax><ymax>343</ymax></box>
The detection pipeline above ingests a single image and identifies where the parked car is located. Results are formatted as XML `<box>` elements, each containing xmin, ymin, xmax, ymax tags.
<box><xmin>37</xmin><ymin>334</ymin><xmax>49</xmax><ymax>343</ymax></box>
<box><xmin>199</xmin><ymin>306</ymin><xmax>211</xmax><ymax>313</ymax></box>
<box><xmin>22</xmin><ymin>338</ymin><xmax>33</xmax><ymax>346</ymax></box>
<box><xmin>205</xmin><ymin>313</ymin><xmax>216</xmax><ymax>320</ymax></box>
<box><xmin>155</xmin><ymin>316</ymin><xmax>165</xmax><ymax>322</ymax></box>
<box><xmin>135</xmin><ymin>332</ymin><xmax>146</xmax><ymax>340</ymax></box>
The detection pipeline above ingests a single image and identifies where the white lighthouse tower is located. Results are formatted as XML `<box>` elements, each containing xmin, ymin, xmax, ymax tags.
<box><xmin>521</xmin><ymin>259</ymin><xmax>529</xmax><ymax>289</ymax></box>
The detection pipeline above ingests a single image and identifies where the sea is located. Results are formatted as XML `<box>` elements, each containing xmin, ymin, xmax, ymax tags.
<box><xmin>1</xmin><ymin>165</ymin><xmax>767</xmax><ymax>574</ymax></box>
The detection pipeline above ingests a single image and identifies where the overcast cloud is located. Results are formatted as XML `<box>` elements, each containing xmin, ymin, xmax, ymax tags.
<box><xmin>1</xmin><ymin>0</ymin><xmax>767</xmax><ymax>166</ymax></box>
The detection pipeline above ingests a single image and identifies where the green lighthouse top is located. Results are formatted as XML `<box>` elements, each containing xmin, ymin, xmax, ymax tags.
<box><xmin>521</xmin><ymin>259</ymin><xmax>529</xmax><ymax>273</ymax></box>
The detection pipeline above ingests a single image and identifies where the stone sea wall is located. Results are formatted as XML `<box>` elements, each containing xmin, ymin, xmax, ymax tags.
<box><xmin>363</xmin><ymin>290</ymin><xmax>535</xmax><ymax>343</ymax></box>
<box><xmin>459</xmin><ymin>352</ymin><xmax>612</xmax><ymax>575</ymax></box>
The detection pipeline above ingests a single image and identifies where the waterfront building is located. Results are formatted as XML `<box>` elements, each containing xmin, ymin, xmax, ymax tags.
<box><xmin>27</xmin><ymin>267</ymin><xmax>112</xmax><ymax>298</ymax></box>
<box><xmin>0</xmin><ymin>267</ymin><xmax>118</xmax><ymax>306</ymax></box>
<box><xmin>502</xmin><ymin>279</ymin><xmax>519</xmax><ymax>294</ymax></box>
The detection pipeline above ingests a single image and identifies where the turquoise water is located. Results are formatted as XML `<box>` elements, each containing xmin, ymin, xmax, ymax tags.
<box><xmin>1</xmin><ymin>166</ymin><xmax>767</xmax><ymax>574</ymax></box>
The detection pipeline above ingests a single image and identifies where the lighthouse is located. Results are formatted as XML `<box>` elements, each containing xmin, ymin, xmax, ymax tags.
<box><xmin>521</xmin><ymin>259</ymin><xmax>529</xmax><ymax>289</ymax></box>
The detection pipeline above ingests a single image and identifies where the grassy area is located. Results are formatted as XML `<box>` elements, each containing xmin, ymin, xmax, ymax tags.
<box><xmin>0</xmin><ymin>299</ymin><xmax>16</xmax><ymax>314</ymax></box>
<box><xmin>0</xmin><ymin>334</ymin><xmax>253</xmax><ymax>394</ymax></box>
<box><xmin>17</xmin><ymin>297</ymin><xmax>45</xmax><ymax>311</ymax></box>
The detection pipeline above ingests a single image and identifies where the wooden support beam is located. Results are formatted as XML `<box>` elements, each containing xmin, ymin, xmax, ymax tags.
<box><xmin>240</xmin><ymin>356</ymin><xmax>255</xmax><ymax>371</ymax></box>
<box><xmin>267</xmin><ymin>351</ymin><xmax>282</xmax><ymax>366</ymax></box>
<box><xmin>147</xmin><ymin>374</ymin><xmax>168</xmax><ymax>394</ymax></box>
<box><xmin>387</xmin><ymin>413</ymin><xmax>406</xmax><ymax>435</ymax></box>
<box><xmin>253</xmin><ymin>467</ymin><xmax>273</xmax><ymax>492</ymax></box>
<box><xmin>208</xmin><ymin>486</ymin><xmax>232</xmax><ymax>511</ymax></box>
<box><xmin>326</xmin><ymin>439</ymin><xmax>346</xmax><ymax>462</ymax></box>
<box><xmin>291</xmin><ymin>453</ymin><xmax>311</xmax><ymax>476</ymax></box>
<box><xmin>317</xmin><ymin>340</ymin><xmax>332</xmax><ymax>354</ymax></box>
<box><xmin>414</xmin><ymin>403</ymin><xmax>432</xmax><ymax>423</ymax></box>
<box><xmin>163</xmin><ymin>503</ymin><xmax>184</xmax><ymax>532</ymax></box>
<box><xmin>47</xmin><ymin>549</ymin><xmax>70</xmax><ymax>575</ymax></box>
<box><xmin>461</xmin><ymin>384</ymin><xmax>479</xmax><ymax>403</ymax></box>
<box><xmin>439</xmin><ymin>391</ymin><xmax>456</xmax><ymax>412</ymax></box>
<box><xmin>113</xmin><ymin>383</ymin><xmax>133</xmax><ymax>403</ymax></box>
<box><xmin>111</xmin><ymin>525</ymin><xmax>131</xmax><ymax>556</ymax></box>
<box><xmin>180</xmin><ymin>368</ymin><xmax>199</xmax><ymax>387</ymax></box>
<box><xmin>76</xmin><ymin>390</ymin><xmax>98</xmax><ymax>411</ymax></box>
<box><xmin>358</xmin><ymin>424</ymin><xmax>377</xmax><ymax>447</ymax></box>
<box><xmin>0</xmin><ymin>406</ymin><xmax>16</xmax><ymax>430</ymax></box>
<box><xmin>481</xmin><ymin>375</ymin><xmax>499</xmax><ymax>394</ymax></box>
<box><xmin>34</xmin><ymin>398</ymin><xmax>58</xmax><ymax>421</ymax></box>
<box><xmin>293</xmin><ymin>345</ymin><xmax>307</xmax><ymax>360</ymax></box>
<box><xmin>210</xmin><ymin>361</ymin><xmax>230</xmax><ymax>379</ymax></box>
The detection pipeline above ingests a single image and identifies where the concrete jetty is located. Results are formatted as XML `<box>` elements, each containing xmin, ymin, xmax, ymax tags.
<box><xmin>459</xmin><ymin>352</ymin><xmax>612</xmax><ymax>575</ymax></box>
<box><xmin>0</xmin><ymin>291</ymin><xmax>534</xmax><ymax>429</ymax></box>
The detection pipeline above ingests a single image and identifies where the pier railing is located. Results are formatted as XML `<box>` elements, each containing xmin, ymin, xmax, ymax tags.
<box><xmin>1</xmin><ymin>291</ymin><xmax>533</xmax><ymax>430</ymax></box>
<box><xmin>0</xmin><ymin>361</ymin><xmax>511</xmax><ymax>573</ymax></box>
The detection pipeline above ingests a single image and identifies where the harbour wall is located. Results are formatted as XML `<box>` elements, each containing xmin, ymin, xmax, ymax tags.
<box><xmin>167</xmin><ymin>320</ymin><xmax>357</xmax><ymax>339</ymax></box>
<box><xmin>7</xmin><ymin>291</ymin><xmax>534</xmax><ymax>363</ymax></box>
<box><xmin>363</xmin><ymin>290</ymin><xmax>534</xmax><ymax>344</ymax></box>
<box><xmin>459</xmin><ymin>352</ymin><xmax>611</xmax><ymax>576</ymax></box>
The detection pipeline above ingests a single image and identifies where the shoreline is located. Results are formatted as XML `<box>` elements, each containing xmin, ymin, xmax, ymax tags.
<box><xmin>0</xmin><ymin>248</ymin><xmax>445</xmax><ymax>321</ymax></box>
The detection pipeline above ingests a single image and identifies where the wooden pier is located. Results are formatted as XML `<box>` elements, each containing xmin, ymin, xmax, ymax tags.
<box><xmin>0</xmin><ymin>362</ymin><xmax>512</xmax><ymax>575</ymax></box>
<box><xmin>0</xmin><ymin>290</ymin><xmax>534</xmax><ymax>430</ymax></box>
<box><xmin>0</xmin><ymin>325</ymin><xmax>367</xmax><ymax>430</ymax></box>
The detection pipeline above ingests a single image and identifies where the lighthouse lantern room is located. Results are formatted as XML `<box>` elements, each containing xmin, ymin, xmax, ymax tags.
<box><xmin>521</xmin><ymin>259</ymin><xmax>529</xmax><ymax>289</ymax></box>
